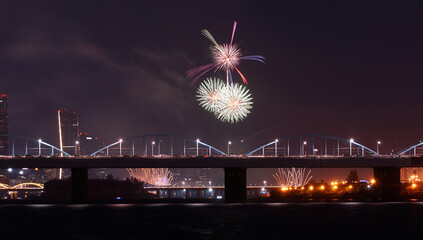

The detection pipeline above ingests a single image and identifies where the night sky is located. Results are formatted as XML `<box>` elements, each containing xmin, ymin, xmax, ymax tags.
<box><xmin>1</xmin><ymin>1</ymin><xmax>423</xmax><ymax>181</ymax></box>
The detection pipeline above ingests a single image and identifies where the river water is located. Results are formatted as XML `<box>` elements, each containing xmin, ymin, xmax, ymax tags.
<box><xmin>0</xmin><ymin>202</ymin><xmax>422</xmax><ymax>239</ymax></box>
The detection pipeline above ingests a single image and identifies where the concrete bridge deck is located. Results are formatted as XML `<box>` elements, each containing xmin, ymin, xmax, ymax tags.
<box><xmin>0</xmin><ymin>156</ymin><xmax>421</xmax><ymax>168</ymax></box>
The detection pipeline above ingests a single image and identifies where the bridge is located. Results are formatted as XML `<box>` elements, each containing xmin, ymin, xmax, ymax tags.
<box><xmin>1</xmin><ymin>134</ymin><xmax>423</xmax><ymax>202</ymax></box>
<box><xmin>3</xmin><ymin>133</ymin><xmax>422</xmax><ymax>158</ymax></box>
<box><xmin>0</xmin><ymin>183</ymin><xmax>44</xmax><ymax>190</ymax></box>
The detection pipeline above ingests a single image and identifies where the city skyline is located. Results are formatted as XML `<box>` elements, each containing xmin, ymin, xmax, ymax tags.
<box><xmin>1</xmin><ymin>1</ymin><xmax>423</xmax><ymax>154</ymax></box>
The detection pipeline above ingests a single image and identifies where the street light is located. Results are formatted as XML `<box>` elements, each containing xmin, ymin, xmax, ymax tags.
<box><xmin>196</xmin><ymin>139</ymin><xmax>200</xmax><ymax>156</ymax></box>
<box><xmin>303</xmin><ymin>141</ymin><xmax>307</xmax><ymax>156</ymax></box>
<box><xmin>377</xmin><ymin>141</ymin><xmax>381</xmax><ymax>154</ymax></box>
<box><xmin>228</xmin><ymin>141</ymin><xmax>231</xmax><ymax>155</ymax></box>
<box><xmin>152</xmin><ymin>141</ymin><xmax>155</xmax><ymax>156</ymax></box>
<box><xmin>349</xmin><ymin>138</ymin><xmax>354</xmax><ymax>156</ymax></box>
<box><xmin>119</xmin><ymin>139</ymin><xmax>123</xmax><ymax>157</ymax></box>
<box><xmin>275</xmin><ymin>139</ymin><xmax>278</xmax><ymax>156</ymax></box>
<box><xmin>75</xmin><ymin>141</ymin><xmax>79</xmax><ymax>156</ymax></box>
<box><xmin>38</xmin><ymin>139</ymin><xmax>42</xmax><ymax>156</ymax></box>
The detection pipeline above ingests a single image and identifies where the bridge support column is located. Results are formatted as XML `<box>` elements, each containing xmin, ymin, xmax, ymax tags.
<box><xmin>71</xmin><ymin>168</ymin><xmax>88</xmax><ymax>203</ymax></box>
<box><xmin>224</xmin><ymin>167</ymin><xmax>246</xmax><ymax>202</ymax></box>
<box><xmin>373</xmin><ymin>167</ymin><xmax>401</xmax><ymax>200</ymax></box>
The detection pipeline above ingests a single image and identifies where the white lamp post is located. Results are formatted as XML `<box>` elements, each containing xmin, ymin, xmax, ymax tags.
<box><xmin>119</xmin><ymin>139</ymin><xmax>123</xmax><ymax>156</ymax></box>
<box><xmin>196</xmin><ymin>139</ymin><xmax>200</xmax><ymax>156</ymax></box>
<box><xmin>275</xmin><ymin>139</ymin><xmax>278</xmax><ymax>156</ymax></box>
<box><xmin>303</xmin><ymin>141</ymin><xmax>307</xmax><ymax>156</ymax></box>
<box><xmin>38</xmin><ymin>139</ymin><xmax>42</xmax><ymax>156</ymax></box>
<box><xmin>75</xmin><ymin>141</ymin><xmax>79</xmax><ymax>156</ymax></box>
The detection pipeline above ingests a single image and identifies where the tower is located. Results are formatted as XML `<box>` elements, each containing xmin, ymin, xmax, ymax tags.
<box><xmin>0</xmin><ymin>94</ymin><xmax>9</xmax><ymax>155</ymax></box>
<box><xmin>57</xmin><ymin>108</ymin><xmax>80</xmax><ymax>179</ymax></box>
<box><xmin>58</xmin><ymin>108</ymin><xmax>80</xmax><ymax>155</ymax></box>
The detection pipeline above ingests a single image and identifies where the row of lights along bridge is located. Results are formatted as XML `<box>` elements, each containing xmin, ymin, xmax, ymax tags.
<box><xmin>37</xmin><ymin>138</ymin><xmax>384</xmax><ymax>157</ymax></box>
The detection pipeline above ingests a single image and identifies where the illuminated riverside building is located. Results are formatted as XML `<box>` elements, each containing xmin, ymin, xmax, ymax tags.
<box><xmin>0</xmin><ymin>94</ymin><xmax>8</xmax><ymax>155</ymax></box>
<box><xmin>195</xmin><ymin>168</ymin><xmax>212</xmax><ymax>186</ymax></box>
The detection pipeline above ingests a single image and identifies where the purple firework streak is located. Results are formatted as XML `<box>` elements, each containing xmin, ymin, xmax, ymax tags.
<box><xmin>187</xmin><ymin>21</ymin><xmax>265</xmax><ymax>85</ymax></box>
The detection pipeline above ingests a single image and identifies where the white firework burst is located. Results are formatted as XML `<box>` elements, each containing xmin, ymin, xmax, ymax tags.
<box><xmin>273</xmin><ymin>168</ymin><xmax>313</xmax><ymax>187</ymax></box>
<box><xmin>215</xmin><ymin>83</ymin><xmax>253</xmax><ymax>123</ymax></box>
<box><xmin>196</xmin><ymin>78</ymin><xmax>226</xmax><ymax>113</ymax></box>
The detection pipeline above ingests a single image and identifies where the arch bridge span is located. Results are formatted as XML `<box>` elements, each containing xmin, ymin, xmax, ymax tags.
<box><xmin>0</xmin><ymin>133</ymin><xmax>382</xmax><ymax>158</ymax></box>
<box><xmin>247</xmin><ymin>134</ymin><xmax>378</xmax><ymax>157</ymax></box>
<box><xmin>0</xmin><ymin>182</ymin><xmax>44</xmax><ymax>190</ymax></box>
<box><xmin>0</xmin><ymin>134</ymin><xmax>71</xmax><ymax>157</ymax></box>
<box><xmin>397</xmin><ymin>141</ymin><xmax>423</xmax><ymax>156</ymax></box>
<box><xmin>89</xmin><ymin>134</ymin><xmax>227</xmax><ymax>157</ymax></box>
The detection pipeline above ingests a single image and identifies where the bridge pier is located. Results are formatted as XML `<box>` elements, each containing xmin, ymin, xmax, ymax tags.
<box><xmin>373</xmin><ymin>167</ymin><xmax>401</xmax><ymax>200</ymax></box>
<box><xmin>224</xmin><ymin>167</ymin><xmax>246</xmax><ymax>202</ymax></box>
<box><xmin>71</xmin><ymin>168</ymin><xmax>88</xmax><ymax>203</ymax></box>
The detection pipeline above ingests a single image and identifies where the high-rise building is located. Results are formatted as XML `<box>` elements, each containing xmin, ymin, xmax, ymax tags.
<box><xmin>58</xmin><ymin>108</ymin><xmax>80</xmax><ymax>155</ymax></box>
<box><xmin>0</xmin><ymin>94</ymin><xmax>9</xmax><ymax>155</ymax></box>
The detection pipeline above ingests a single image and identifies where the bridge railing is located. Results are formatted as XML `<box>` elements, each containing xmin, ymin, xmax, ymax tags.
<box><xmin>397</xmin><ymin>142</ymin><xmax>423</xmax><ymax>156</ymax></box>
<box><xmin>89</xmin><ymin>134</ymin><xmax>227</xmax><ymax>157</ymax></box>
<box><xmin>246</xmin><ymin>135</ymin><xmax>378</xmax><ymax>157</ymax></box>
<box><xmin>0</xmin><ymin>134</ymin><xmax>71</xmax><ymax>157</ymax></box>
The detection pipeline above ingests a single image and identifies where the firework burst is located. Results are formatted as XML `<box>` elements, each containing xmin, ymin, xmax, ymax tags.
<box><xmin>273</xmin><ymin>168</ymin><xmax>313</xmax><ymax>187</ymax></box>
<box><xmin>196</xmin><ymin>78</ymin><xmax>226</xmax><ymax>113</ymax></box>
<box><xmin>127</xmin><ymin>168</ymin><xmax>174</xmax><ymax>186</ymax></box>
<box><xmin>187</xmin><ymin>21</ymin><xmax>265</xmax><ymax>85</ymax></box>
<box><xmin>215</xmin><ymin>82</ymin><xmax>253</xmax><ymax>123</ymax></box>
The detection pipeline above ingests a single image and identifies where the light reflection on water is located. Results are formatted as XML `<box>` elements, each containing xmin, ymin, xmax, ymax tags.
<box><xmin>67</xmin><ymin>204</ymin><xmax>91</xmax><ymax>209</ymax></box>
<box><xmin>1</xmin><ymin>202</ymin><xmax>422</xmax><ymax>239</ymax></box>
<box><xmin>106</xmin><ymin>204</ymin><xmax>133</xmax><ymax>208</ymax></box>
<box><xmin>18</xmin><ymin>201</ymin><xmax>423</xmax><ymax>208</ymax></box>
<box><xmin>26</xmin><ymin>204</ymin><xmax>54</xmax><ymax>208</ymax></box>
